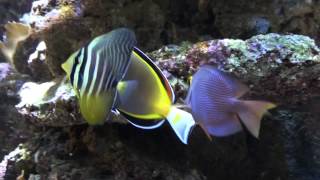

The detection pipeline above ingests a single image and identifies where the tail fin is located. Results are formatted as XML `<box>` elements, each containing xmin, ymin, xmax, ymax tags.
<box><xmin>166</xmin><ymin>106</ymin><xmax>195</xmax><ymax>144</ymax></box>
<box><xmin>237</xmin><ymin>100</ymin><xmax>276</xmax><ymax>138</ymax></box>
<box><xmin>0</xmin><ymin>22</ymin><xmax>32</xmax><ymax>65</ymax></box>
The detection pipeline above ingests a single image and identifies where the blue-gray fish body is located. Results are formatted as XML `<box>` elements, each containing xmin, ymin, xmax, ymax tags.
<box><xmin>186</xmin><ymin>65</ymin><xmax>275</xmax><ymax>138</ymax></box>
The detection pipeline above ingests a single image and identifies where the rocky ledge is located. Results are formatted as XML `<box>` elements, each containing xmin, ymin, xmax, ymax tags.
<box><xmin>0</xmin><ymin>32</ymin><xmax>319</xmax><ymax>180</ymax></box>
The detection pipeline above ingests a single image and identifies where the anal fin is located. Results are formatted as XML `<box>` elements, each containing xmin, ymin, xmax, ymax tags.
<box><xmin>118</xmin><ymin>109</ymin><xmax>165</xmax><ymax>130</ymax></box>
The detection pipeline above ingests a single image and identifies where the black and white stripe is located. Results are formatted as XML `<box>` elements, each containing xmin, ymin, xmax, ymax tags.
<box><xmin>70</xmin><ymin>28</ymin><xmax>137</xmax><ymax>97</ymax></box>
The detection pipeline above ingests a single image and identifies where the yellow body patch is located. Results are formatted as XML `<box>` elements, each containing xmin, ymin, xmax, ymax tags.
<box><xmin>61</xmin><ymin>51</ymin><xmax>78</xmax><ymax>78</ymax></box>
<box><xmin>116</xmin><ymin>51</ymin><xmax>172</xmax><ymax>120</ymax></box>
<box><xmin>79</xmin><ymin>90</ymin><xmax>116</xmax><ymax>125</ymax></box>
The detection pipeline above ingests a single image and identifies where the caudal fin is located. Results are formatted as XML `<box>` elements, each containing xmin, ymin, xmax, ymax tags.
<box><xmin>237</xmin><ymin>101</ymin><xmax>276</xmax><ymax>138</ymax></box>
<box><xmin>166</xmin><ymin>106</ymin><xmax>196</xmax><ymax>144</ymax></box>
<box><xmin>0</xmin><ymin>22</ymin><xmax>32</xmax><ymax>65</ymax></box>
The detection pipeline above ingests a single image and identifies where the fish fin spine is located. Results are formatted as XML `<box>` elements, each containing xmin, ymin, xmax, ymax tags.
<box><xmin>198</xmin><ymin>123</ymin><xmax>213</xmax><ymax>141</ymax></box>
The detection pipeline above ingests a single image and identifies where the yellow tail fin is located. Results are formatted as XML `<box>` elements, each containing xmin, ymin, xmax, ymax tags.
<box><xmin>237</xmin><ymin>101</ymin><xmax>276</xmax><ymax>138</ymax></box>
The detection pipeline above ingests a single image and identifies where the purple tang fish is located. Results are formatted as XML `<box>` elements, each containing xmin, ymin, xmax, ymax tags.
<box><xmin>185</xmin><ymin>65</ymin><xmax>276</xmax><ymax>139</ymax></box>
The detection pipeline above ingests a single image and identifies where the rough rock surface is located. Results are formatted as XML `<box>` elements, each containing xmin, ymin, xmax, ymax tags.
<box><xmin>3</xmin><ymin>0</ymin><xmax>320</xmax><ymax>77</ymax></box>
<box><xmin>1</xmin><ymin>0</ymin><xmax>320</xmax><ymax>56</ymax></box>
<box><xmin>0</xmin><ymin>0</ymin><xmax>320</xmax><ymax>180</ymax></box>
<box><xmin>210</xmin><ymin>0</ymin><xmax>320</xmax><ymax>42</ymax></box>
<box><xmin>151</xmin><ymin>33</ymin><xmax>320</xmax><ymax>104</ymax></box>
<box><xmin>0</xmin><ymin>63</ymin><xmax>32</xmax><ymax>179</ymax></box>
<box><xmin>149</xmin><ymin>34</ymin><xmax>320</xmax><ymax>180</ymax></box>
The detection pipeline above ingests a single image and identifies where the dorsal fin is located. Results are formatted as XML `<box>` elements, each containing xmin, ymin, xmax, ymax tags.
<box><xmin>132</xmin><ymin>47</ymin><xmax>175</xmax><ymax>102</ymax></box>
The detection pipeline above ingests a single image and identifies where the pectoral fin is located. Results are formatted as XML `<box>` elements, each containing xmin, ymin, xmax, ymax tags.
<box><xmin>116</xmin><ymin>80</ymin><xmax>139</xmax><ymax>105</ymax></box>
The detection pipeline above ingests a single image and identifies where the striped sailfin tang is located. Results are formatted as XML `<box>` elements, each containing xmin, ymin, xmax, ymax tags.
<box><xmin>78</xmin><ymin>28</ymin><xmax>137</xmax><ymax>97</ymax></box>
<box><xmin>68</xmin><ymin>28</ymin><xmax>137</xmax><ymax>125</ymax></box>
